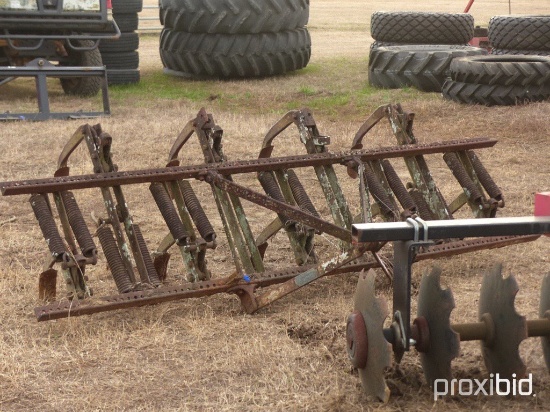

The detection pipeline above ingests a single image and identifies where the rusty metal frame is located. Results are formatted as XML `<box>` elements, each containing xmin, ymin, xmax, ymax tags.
<box><xmin>0</xmin><ymin>104</ymin><xmax>532</xmax><ymax>321</ymax></box>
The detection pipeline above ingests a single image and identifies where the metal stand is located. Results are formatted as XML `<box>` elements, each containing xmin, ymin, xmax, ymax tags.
<box><xmin>0</xmin><ymin>58</ymin><xmax>110</xmax><ymax>121</ymax></box>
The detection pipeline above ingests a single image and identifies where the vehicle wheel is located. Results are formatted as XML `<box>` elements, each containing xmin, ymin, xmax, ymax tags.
<box><xmin>59</xmin><ymin>40</ymin><xmax>102</xmax><ymax>97</ymax></box>
<box><xmin>370</xmin><ymin>11</ymin><xmax>474</xmax><ymax>45</ymax></box>
<box><xmin>159</xmin><ymin>0</ymin><xmax>309</xmax><ymax>34</ymax></box>
<box><xmin>113</xmin><ymin>12</ymin><xmax>139</xmax><ymax>32</ymax></box>
<box><xmin>442</xmin><ymin>79</ymin><xmax>550</xmax><ymax>106</ymax></box>
<box><xmin>368</xmin><ymin>45</ymin><xmax>487</xmax><ymax>92</ymax></box>
<box><xmin>106</xmin><ymin>69</ymin><xmax>140</xmax><ymax>85</ymax></box>
<box><xmin>101</xmin><ymin>51</ymin><xmax>139</xmax><ymax>70</ymax></box>
<box><xmin>99</xmin><ymin>32</ymin><xmax>139</xmax><ymax>53</ymax></box>
<box><xmin>111</xmin><ymin>0</ymin><xmax>142</xmax><ymax>13</ymax></box>
<box><xmin>159</xmin><ymin>27</ymin><xmax>311</xmax><ymax>78</ymax></box>
<box><xmin>450</xmin><ymin>55</ymin><xmax>550</xmax><ymax>86</ymax></box>
<box><xmin>489</xmin><ymin>15</ymin><xmax>550</xmax><ymax>51</ymax></box>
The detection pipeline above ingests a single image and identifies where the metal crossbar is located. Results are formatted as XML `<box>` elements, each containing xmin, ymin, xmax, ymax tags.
<box><xmin>353</xmin><ymin>216</ymin><xmax>550</xmax><ymax>242</ymax></box>
<box><xmin>0</xmin><ymin>58</ymin><xmax>110</xmax><ymax>121</ymax></box>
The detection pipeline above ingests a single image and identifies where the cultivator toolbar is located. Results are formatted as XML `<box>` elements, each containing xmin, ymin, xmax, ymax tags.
<box><xmin>0</xmin><ymin>103</ymin><xmax>537</xmax><ymax>323</ymax></box>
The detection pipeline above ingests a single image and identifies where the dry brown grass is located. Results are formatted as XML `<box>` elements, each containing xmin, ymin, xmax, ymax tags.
<box><xmin>1</xmin><ymin>1</ymin><xmax>550</xmax><ymax>411</ymax></box>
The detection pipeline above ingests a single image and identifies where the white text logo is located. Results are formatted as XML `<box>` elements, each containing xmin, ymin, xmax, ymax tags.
<box><xmin>433</xmin><ymin>374</ymin><xmax>533</xmax><ymax>400</ymax></box>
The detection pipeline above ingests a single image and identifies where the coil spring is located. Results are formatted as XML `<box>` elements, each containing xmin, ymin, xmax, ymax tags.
<box><xmin>443</xmin><ymin>152</ymin><xmax>483</xmax><ymax>203</ymax></box>
<box><xmin>97</xmin><ymin>225</ymin><xmax>133</xmax><ymax>293</ymax></box>
<box><xmin>286</xmin><ymin>169</ymin><xmax>320</xmax><ymax>218</ymax></box>
<box><xmin>381</xmin><ymin>160</ymin><xmax>416</xmax><ymax>212</ymax></box>
<box><xmin>150</xmin><ymin>182</ymin><xmax>188</xmax><ymax>243</ymax></box>
<box><xmin>363</xmin><ymin>164</ymin><xmax>396</xmax><ymax>218</ymax></box>
<box><xmin>179</xmin><ymin>180</ymin><xmax>216</xmax><ymax>242</ymax></box>
<box><xmin>409</xmin><ymin>190</ymin><xmax>437</xmax><ymax>220</ymax></box>
<box><xmin>29</xmin><ymin>193</ymin><xmax>66</xmax><ymax>260</ymax></box>
<box><xmin>258</xmin><ymin>171</ymin><xmax>290</xmax><ymax>226</ymax></box>
<box><xmin>466</xmin><ymin>150</ymin><xmax>503</xmax><ymax>201</ymax></box>
<box><xmin>60</xmin><ymin>191</ymin><xmax>96</xmax><ymax>258</ymax></box>
<box><xmin>132</xmin><ymin>224</ymin><xmax>161</xmax><ymax>286</ymax></box>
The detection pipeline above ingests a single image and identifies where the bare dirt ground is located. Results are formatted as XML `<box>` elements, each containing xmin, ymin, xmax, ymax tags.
<box><xmin>1</xmin><ymin>1</ymin><xmax>550</xmax><ymax>411</ymax></box>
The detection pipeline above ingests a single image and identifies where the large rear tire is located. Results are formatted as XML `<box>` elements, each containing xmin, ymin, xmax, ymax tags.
<box><xmin>160</xmin><ymin>27</ymin><xmax>311</xmax><ymax>78</ymax></box>
<box><xmin>442</xmin><ymin>79</ymin><xmax>550</xmax><ymax>106</ymax></box>
<box><xmin>450</xmin><ymin>55</ymin><xmax>550</xmax><ymax>87</ymax></box>
<box><xmin>159</xmin><ymin>0</ymin><xmax>309</xmax><ymax>34</ymax></box>
<box><xmin>368</xmin><ymin>45</ymin><xmax>486</xmax><ymax>92</ymax></box>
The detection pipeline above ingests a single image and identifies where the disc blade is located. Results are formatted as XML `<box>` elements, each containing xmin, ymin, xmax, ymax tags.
<box><xmin>417</xmin><ymin>266</ymin><xmax>460</xmax><ymax>386</ymax></box>
<box><xmin>479</xmin><ymin>263</ymin><xmax>527</xmax><ymax>379</ymax></box>
<box><xmin>354</xmin><ymin>270</ymin><xmax>392</xmax><ymax>402</ymax></box>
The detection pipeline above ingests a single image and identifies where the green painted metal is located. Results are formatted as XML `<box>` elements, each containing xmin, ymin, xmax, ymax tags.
<box><xmin>386</xmin><ymin>105</ymin><xmax>452</xmax><ymax>220</ymax></box>
<box><xmin>168</xmin><ymin>180</ymin><xmax>208</xmax><ymax>282</ymax></box>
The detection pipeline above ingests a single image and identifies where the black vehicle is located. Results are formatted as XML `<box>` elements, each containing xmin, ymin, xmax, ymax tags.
<box><xmin>0</xmin><ymin>0</ymin><xmax>119</xmax><ymax>96</ymax></box>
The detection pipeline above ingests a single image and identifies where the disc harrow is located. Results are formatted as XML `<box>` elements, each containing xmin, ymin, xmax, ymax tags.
<box><xmin>0</xmin><ymin>103</ymin><xmax>537</xmax><ymax>326</ymax></box>
<box><xmin>350</xmin><ymin>216</ymin><xmax>550</xmax><ymax>401</ymax></box>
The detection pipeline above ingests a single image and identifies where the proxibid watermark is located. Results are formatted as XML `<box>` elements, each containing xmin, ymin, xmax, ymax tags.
<box><xmin>433</xmin><ymin>374</ymin><xmax>534</xmax><ymax>400</ymax></box>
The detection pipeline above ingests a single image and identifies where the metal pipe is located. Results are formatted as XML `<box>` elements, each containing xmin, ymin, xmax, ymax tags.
<box><xmin>453</xmin><ymin>318</ymin><xmax>550</xmax><ymax>341</ymax></box>
<box><xmin>464</xmin><ymin>0</ymin><xmax>475</xmax><ymax>13</ymax></box>
<box><xmin>353</xmin><ymin>217</ymin><xmax>550</xmax><ymax>242</ymax></box>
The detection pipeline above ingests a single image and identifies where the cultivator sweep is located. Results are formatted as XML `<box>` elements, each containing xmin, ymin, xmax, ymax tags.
<box><xmin>350</xmin><ymin>216</ymin><xmax>550</xmax><ymax>402</ymax></box>
<box><xmin>0</xmin><ymin>104</ymin><xmax>538</xmax><ymax>324</ymax></box>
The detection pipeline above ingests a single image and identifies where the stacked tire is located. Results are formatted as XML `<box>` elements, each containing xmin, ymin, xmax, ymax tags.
<box><xmin>158</xmin><ymin>0</ymin><xmax>311</xmax><ymax>78</ymax></box>
<box><xmin>442</xmin><ymin>55</ymin><xmax>550</xmax><ymax>106</ymax></box>
<box><xmin>99</xmin><ymin>0</ymin><xmax>142</xmax><ymax>85</ymax></box>
<box><xmin>489</xmin><ymin>15</ymin><xmax>550</xmax><ymax>56</ymax></box>
<box><xmin>368</xmin><ymin>11</ymin><xmax>486</xmax><ymax>92</ymax></box>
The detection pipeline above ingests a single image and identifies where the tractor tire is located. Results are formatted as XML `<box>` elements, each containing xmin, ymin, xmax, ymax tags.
<box><xmin>111</xmin><ymin>0</ymin><xmax>142</xmax><ymax>13</ymax></box>
<box><xmin>368</xmin><ymin>45</ymin><xmax>487</xmax><ymax>92</ymax></box>
<box><xmin>489</xmin><ymin>15</ymin><xmax>550</xmax><ymax>51</ymax></box>
<box><xmin>106</xmin><ymin>69</ymin><xmax>141</xmax><ymax>85</ymax></box>
<box><xmin>101</xmin><ymin>51</ymin><xmax>139</xmax><ymax>70</ymax></box>
<box><xmin>450</xmin><ymin>55</ymin><xmax>550</xmax><ymax>87</ymax></box>
<box><xmin>159</xmin><ymin>27</ymin><xmax>311</xmax><ymax>78</ymax></box>
<box><xmin>159</xmin><ymin>0</ymin><xmax>309</xmax><ymax>34</ymax></box>
<box><xmin>370</xmin><ymin>11</ymin><xmax>474</xmax><ymax>45</ymax></box>
<box><xmin>59</xmin><ymin>40</ymin><xmax>102</xmax><ymax>97</ymax></box>
<box><xmin>491</xmin><ymin>48</ymin><xmax>550</xmax><ymax>57</ymax></box>
<box><xmin>442</xmin><ymin>79</ymin><xmax>550</xmax><ymax>106</ymax></box>
<box><xmin>112</xmin><ymin>12</ymin><xmax>139</xmax><ymax>32</ymax></box>
<box><xmin>99</xmin><ymin>32</ymin><xmax>139</xmax><ymax>53</ymax></box>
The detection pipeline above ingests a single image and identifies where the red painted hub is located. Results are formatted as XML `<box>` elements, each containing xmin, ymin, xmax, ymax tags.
<box><xmin>346</xmin><ymin>310</ymin><xmax>368</xmax><ymax>369</ymax></box>
<box><xmin>412</xmin><ymin>316</ymin><xmax>430</xmax><ymax>353</ymax></box>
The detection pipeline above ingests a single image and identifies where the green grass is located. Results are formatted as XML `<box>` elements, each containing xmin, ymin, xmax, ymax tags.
<box><xmin>108</xmin><ymin>71</ymin><xmax>215</xmax><ymax>102</ymax></box>
<box><xmin>106</xmin><ymin>57</ymin><xmax>438</xmax><ymax>119</ymax></box>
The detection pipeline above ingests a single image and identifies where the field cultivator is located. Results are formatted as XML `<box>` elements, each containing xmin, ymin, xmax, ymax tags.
<box><xmin>0</xmin><ymin>103</ymin><xmax>539</xmax><ymax>327</ymax></box>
